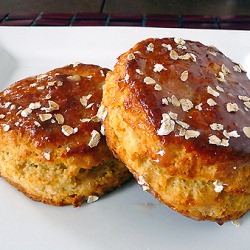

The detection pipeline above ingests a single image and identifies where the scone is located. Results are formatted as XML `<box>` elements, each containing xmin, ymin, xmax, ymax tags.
<box><xmin>102</xmin><ymin>37</ymin><xmax>250</xmax><ymax>223</ymax></box>
<box><xmin>0</xmin><ymin>63</ymin><xmax>131</xmax><ymax>206</ymax></box>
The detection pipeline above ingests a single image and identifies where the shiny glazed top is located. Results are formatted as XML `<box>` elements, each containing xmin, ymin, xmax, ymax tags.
<box><xmin>0</xmin><ymin>63</ymin><xmax>109</xmax><ymax>155</ymax></box>
<box><xmin>119</xmin><ymin>37</ymin><xmax>250</xmax><ymax>154</ymax></box>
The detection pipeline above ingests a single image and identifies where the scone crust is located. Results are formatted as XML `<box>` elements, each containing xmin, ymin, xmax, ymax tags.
<box><xmin>0</xmin><ymin>63</ymin><xmax>131</xmax><ymax>206</ymax></box>
<box><xmin>102</xmin><ymin>38</ymin><xmax>250</xmax><ymax>222</ymax></box>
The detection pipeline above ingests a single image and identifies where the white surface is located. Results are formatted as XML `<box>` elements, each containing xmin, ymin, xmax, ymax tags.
<box><xmin>0</xmin><ymin>27</ymin><xmax>249</xmax><ymax>250</ymax></box>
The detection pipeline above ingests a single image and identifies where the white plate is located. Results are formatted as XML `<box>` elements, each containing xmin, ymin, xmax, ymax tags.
<box><xmin>0</xmin><ymin>27</ymin><xmax>250</xmax><ymax>250</ymax></box>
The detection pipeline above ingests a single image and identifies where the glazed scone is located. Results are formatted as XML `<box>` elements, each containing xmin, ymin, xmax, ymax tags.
<box><xmin>102</xmin><ymin>37</ymin><xmax>250</xmax><ymax>223</ymax></box>
<box><xmin>0</xmin><ymin>63</ymin><xmax>131</xmax><ymax>206</ymax></box>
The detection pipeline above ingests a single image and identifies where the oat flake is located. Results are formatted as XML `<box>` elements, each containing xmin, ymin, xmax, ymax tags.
<box><xmin>21</xmin><ymin>108</ymin><xmax>32</xmax><ymax>117</ymax></box>
<box><xmin>67</xmin><ymin>75</ymin><xmax>81</xmax><ymax>81</ymax></box>
<box><xmin>87</xmin><ymin>195</ymin><xmax>99</xmax><ymax>204</ymax></box>
<box><xmin>157</xmin><ymin>113</ymin><xmax>175</xmax><ymax>136</ymax></box>
<box><xmin>88</xmin><ymin>130</ymin><xmax>101</xmax><ymax>148</ymax></box>
<box><xmin>213</xmin><ymin>180</ymin><xmax>224</xmax><ymax>193</ymax></box>
<box><xmin>226</xmin><ymin>103</ymin><xmax>239</xmax><ymax>112</ymax></box>
<box><xmin>210</xmin><ymin>123</ymin><xmax>224</xmax><ymax>131</ymax></box>
<box><xmin>144</xmin><ymin>77</ymin><xmax>156</xmax><ymax>85</ymax></box>
<box><xmin>146</xmin><ymin>43</ymin><xmax>154</xmax><ymax>52</ymax></box>
<box><xmin>54</xmin><ymin>114</ymin><xmax>64</xmax><ymax>124</ymax></box>
<box><xmin>169</xmin><ymin>50</ymin><xmax>178</xmax><ymax>60</ymax></box>
<box><xmin>207</xmin><ymin>98</ymin><xmax>217</xmax><ymax>106</ymax></box>
<box><xmin>207</xmin><ymin>86</ymin><xmax>220</xmax><ymax>97</ymax></box>
<box><xmin>127</xmin><ymin>53</ymin><xmax>135</xmax><ymax>60</ymax></box>
<box><xmin>3</xmin><ymin>124</ymin><xmax>10</xmax><ymax>132</ymax></box>
<box><xmin>185</xmin><ymin>130</ymin><xmax>200</xmax><ymax>139</ymax></box>
<box><xmin>179</xmin><ymin>98</ymin><xmax>193</xmax><ymax>112</ymax></box>
<box><xmin>162</xmin><ymin>43</ymin><xmax>172</xmax><ymax>50</ymax></box>
<box><xmin>180</xmin><ymin>70</ymin><xmax>188</xmax><ymax>82</ymax></box>
<box><xmin>61</xmin><ymin>125</ymin><xmax>75</xmax><ymax>136</ymax></box>
<box><xmin>39</xmin><ymin>113</ymin><xmax>52</xmax><ymax>122</ymax></box>
<box><xmin>243</xmin><ymin>127</ymin><xmax>250</xmax><ymax>138</ymax></box>
<box><xmin>153</xmin><ymin>63</ymin><xmax>165</xmax><ymax>72</ymax></box>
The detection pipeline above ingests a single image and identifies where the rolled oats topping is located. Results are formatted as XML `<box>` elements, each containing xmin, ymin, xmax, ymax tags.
<box><xmin>174</xmin><ymin>37</ymin><xmax>186</xmax><ymax>45</ymax></box>
<box><xmin>169</xmin><ymin>50</ymin><xmax>179</xmax><ymax>60</ymax></box>
<box><xmin>146</xmin><ymin>43</ymin><xmax>154</xmax><ymax>52</ymax></box>
<box><xmin>29</xmin><ymin>102</ymin><xmax>41</xmax><ymax>110</ymax></box>
<box><xmin>37</xmin><ymin>86</ymin><xmax>45</xmax><ymax>90</ymax></box>
<box><xmin>36</xmin><ymin>74</ymin><xmax>48</xmax><ymax>81</ymax></box>
<box><xmin>233</xmin><ymin>64</ymin><xmax>242</xmax><ymax>73</ymax></box>
<box><xmin>209</xmin><ymin>135</ymin><xmax>229</xmax><ymax>147</ymax></box>
<box><xmin>221</xmin><ymin>64</ymin><xmax>231</xmax><ymax>75</ymax></box>
<box><xmin>48</xmin><ymin>100</ymin><xmax>60</xmax><ymax>112</ymax></box>
<box><xmin>10</xmin><ymin>104</ymin><xmax>16</xmax><ymax>110</ymax></box>
<box><xmin>223</xmin><ymin>130</ymin><xmax>240</xmax><ymax>138</ymax></box>
<box><xmin>157</xmin><ymin>113</ymin><xmax>175</xmax><ymax>136</ymax></box>
<box><xmin>180</xmin><ymin>70</ymin><xmax>188</xmax><ymax>82</ymax></box>
<box><xmin>243</xmin><ymin>127</ymin><xmax>250</xmax><ymax>138</ymax></box>
<box><xmin>135</xmin><ymin>69</ymin><xmax>143</xmax><ymax>75</ymax></box>
<box><xmin>144</xmin><ymin>76</ymin><xmax>156</xmax><ymax>85</ymax></box>
<box><xmin>39</xmin><ymin>113</ymin><xmax>52</xmax><ymax>122</ymax></box>
<box><xmin>169</xmin><ymin>111</ymin><xmax>178</xmax><ymax>120</ymax></box>
<box><xmin>153</xmin><ymin>63</ymin><xmax>165</xmax><ymax>72</ymax></box>
<box><xmin>178</xmin><ymin>53</ymin><xmax>191</xmax><ymax>60</ymax></box>
<box><xmin>87</xmin><ymin>195</ymin><xmax>99</xmax><ymax>204</ymax></box>
<box><xmin>189</xmin><ymin>53</ymin><xmax>197</xmax><ymax>62</ymax></box>
<box><xmin>184</xmin><ymin>130</ymin><xmax>200</xmax><ymax>139</ymax></box>
<box><xmin>207</xmin><ymin>86</ymin><xmax>220</xmax><ymax>97</ymax></box>
<box><xmin>86</xmin><ymin>103</ymin><xmax>94</xmax><ymax>109</ymax></box>
<box><xmin>80</xmin><ymin>118</ymin><xmax>91</xmax><ymax>123</ymax></box>
<box><xmin>124</xmin><ymin>73</ymin><xmax>130</xmax><ymax>82</ymax></box>
<box><xmin>96</xmin><ymin>105</ymin><xmax>108</xmax><ymax>121</ymax></box>
<box><xmin>43</xmin><ymin>152</ymin><xmax>51</xmax><ymax>160</ymax></box>
<box><xmin>217</xmin><ymin>72</ymin><xmax>226</xmax><ymax>82</ymax></box>
<box><xmin>47</xmin><ymin>81</ymin><xmax>56</xmax><ymax>86</ymax></box>
<box><xmin>61</xmin><ymin>125</ymin><xmax>77</xmax><ymax>136</ymax></box>
<box><xmin>207</xmin><ymin>98</ymin><xmax>217</xmax><ymax>106</ymax></box>
<box><xmin>162</xmin><ymin>43</ymin><xmax>172</xmax><ymax>50</ymax></box>
<box><xmin>213</xmin><ymin>180</ymin><xmax>224</xmax><ymax>193</ymax></box>
<box><xmin>238</xmin><ymin>95</ymin><xmax>250</xmax><ymax>102</ymax></box>
<box><xmin>45</xmin><ymin>94</ymin><xmax>52</xmax><ymax>100</ymax></box>
<box><xmin>169</xmin><ymin>95</ymin><xmax>180</xmax><ymax>107</ymax></box>
<box><xmin>54</xmin><ymin>114</ymin><xmax>64</xmax><ymax>124</ymax></box>
<box><xmin>244</xmin><ymin>101</ymin><xmax>250</xmax><ymax>109</ymax></box>
<box><xmin>88</xmin><ymin>130</ymin><xmax>101</xmax><ymax>148</ymax></box>
<box><xmin>176</xmin><ymin>120</ymin><xmax>189</xmax><ymax>129</ymax></box>
<box><xmin>210</xmin><ymin>123</ymin><xmax>224</xmax><ymax>131</ymax></box>
<box><xmin>208</xmin><ymin>135</ymin><xmax>222</xmax><ymax>146</ymax></box>
<box><xmin>67</xmin><ymin>75</ymin><xmax>81</xmax><ymax>81</ymax></box>
<box><xmin>154</xmin><ymin>84</ymin><xmax>162</xmax><ymax>91</ymax></box>
<box><xmin>161</xmin><ymin>97</ymin><xmax>169</xmax><ymax>105</ymax></box>
<box><xmin>179</xmin><ymin>98</ymin><xmax>193</xmax><ymax>112</ymax></box>
<box><xmin>34</xmin><ymin>121</ymin><xmax>41</xmax><ymax>127</ymax></box>
<box><xmin>238</xmin><ymin>63</ymin><xmax>246</xmax><ymax>72</ymax></box>
<box><xmin>195</xmin><ymin>103</ymin><xmax>203</xmax><ymax>110</ymax></box>
<box><xmin>80</xmin><ymin>94</ymin><xmax>92</xmax><ymax>107</ymax></box>
<box><xmin>3</xmin><ymin>124</ymin><xmax>10</xmax><ymax>132</ymax></box>
<box><xmin>56</xmin><ymin>81</ymin><xmax>63</xmax><ymax>87</ymax></box>
<box><xmin>127</xmin><ymin>53</ymin><xmax>136</xmax><ymax>60</ymax></box>
<box><xmin>216</xmin><ymin>86</ymin><xmax>224</xmax><ymax>92</ymax></box>
<box><xmin>226</xmin><ymin>102</ymin><xmax>239</xmax><ymax>113</ymax></box>
<box><xmin>21</xmin><ymin>108</ymin><xmax>32</xmax><ymax>117</ymax></box>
